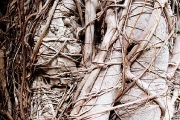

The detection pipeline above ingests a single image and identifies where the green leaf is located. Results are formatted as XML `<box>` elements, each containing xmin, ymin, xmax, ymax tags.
<box><xmin>174</xmin><ymin>27</ymin><xmax>180</xmax><ymax>33</ymax></box>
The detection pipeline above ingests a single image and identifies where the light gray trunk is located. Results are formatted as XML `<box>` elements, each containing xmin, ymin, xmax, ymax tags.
<box><xmin>116</xmin><ymin>1</ymin><xmax>170</xmax><ymax>120</ymax></box>
<box><xmin>29</xmin><ymin>0</ymin><xmax>180</xmax><ymax>120</ymax></box>
<box><xmin>30</xmin><ymin>0</ymin><xmax>81</xmax><ymax>119</ymax></box>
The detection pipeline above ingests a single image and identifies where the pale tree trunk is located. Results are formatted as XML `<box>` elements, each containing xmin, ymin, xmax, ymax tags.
<box><xmin>116</xmin><ymin>1</ymin><xmax>170</xmax><ymax>119</ymax></box>
<box><xmin>30</xmin><ymin>0</ymin><xmax>81</xmax><ymax>119</ymax></box>
<box><xmin>71</xmin><ymin>0</ymin><xmax>180</xmax><ymax>120</ymax></box>
<box><xmin>1</xmin><ymin>0</ymin><xmax>180</xmax><ymax>120</ymax></box>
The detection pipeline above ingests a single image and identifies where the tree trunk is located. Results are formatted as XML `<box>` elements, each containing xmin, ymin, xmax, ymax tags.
<box><xmin>1</xmin><ymin>0</ymin><xmax>180</xmax><ymax>120</ymax></box>
<box><xmin>30</xmin><ymin>0</ymin><xmax>81</xmax><ymax>119</ymax></box>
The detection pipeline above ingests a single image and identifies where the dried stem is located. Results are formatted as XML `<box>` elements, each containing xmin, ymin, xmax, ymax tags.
<box><xmin>73</xmin><ymin>94</ymin><xmax>159</xmax><ymax>119</ymax></box>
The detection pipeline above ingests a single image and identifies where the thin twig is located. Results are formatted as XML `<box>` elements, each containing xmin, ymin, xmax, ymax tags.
<box><xmin>72</xmin><ymin>94</ymin><xmax>159</xmax><ymax>119</ymax></box>
<box><xmin>125</xmin><ymin>29</ymin><xmax>174</xmax><ymax>116</ymax></box>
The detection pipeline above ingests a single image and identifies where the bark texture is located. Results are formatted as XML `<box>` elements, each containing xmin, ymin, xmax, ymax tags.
<box><xmin>30</xmin><ymin>0</ymin><xmax>81</xmax><ymax>119</ymax></box>
<box><xmin>116</xmin><ymin>1</ymin><xmax>169</xmax><ymax>119</ymax></box>
<box><xmin>1</xmin><ymin>0</ymin><xmax>180</xmax><ymax>120</ymax></box>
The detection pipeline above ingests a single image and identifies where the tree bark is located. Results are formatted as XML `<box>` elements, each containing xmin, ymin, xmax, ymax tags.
<box><xmin>1</xmin><ymin>0</ymin><xmax>180</xmax><ymax>119</ymax></box>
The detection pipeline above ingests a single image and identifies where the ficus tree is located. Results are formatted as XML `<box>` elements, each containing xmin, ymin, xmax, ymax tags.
<box><xmin>0</xmin><ymin>0</ymin><xmax>180</xmax><ymax>120</ymax></box>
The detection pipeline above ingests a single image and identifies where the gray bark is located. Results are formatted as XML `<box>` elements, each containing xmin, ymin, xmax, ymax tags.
<box><xmin>30</xmin><ymin>0</ymin><xmax>81</xmax><ymax>119</ymax></box>
<box><xmin>116</xmin><ymin>1</ymin><xmax>169</xmax><ymax>119</ymax></box>
<box><xmin>27</xmin><ymin>0</ymin><xmax>180</xmax><ymax>119</ymax></box>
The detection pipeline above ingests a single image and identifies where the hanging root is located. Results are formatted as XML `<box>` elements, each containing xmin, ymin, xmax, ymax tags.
<box><xmin>71</xmin><ymin>7</ymin><xmax>117</xmax><ymax>116</ymax></box>
<box><xmin>82</xmin><ymin>0</ymin><xmax>98</xmax><ymax>67</ymax></box>
<box><xmin>127</xmin><ymin>2</ymin><xmax>163</xmax><ymax>65</ymax></box>
<box><xmin>125</xmin><ymin>29</ymin><xmax>174</xmax><ymax>119</ymax></box>
<box><xmin>167</xmin><ymin>34</ymin><xmax>180</xmax><ymax>80</ymax></box>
